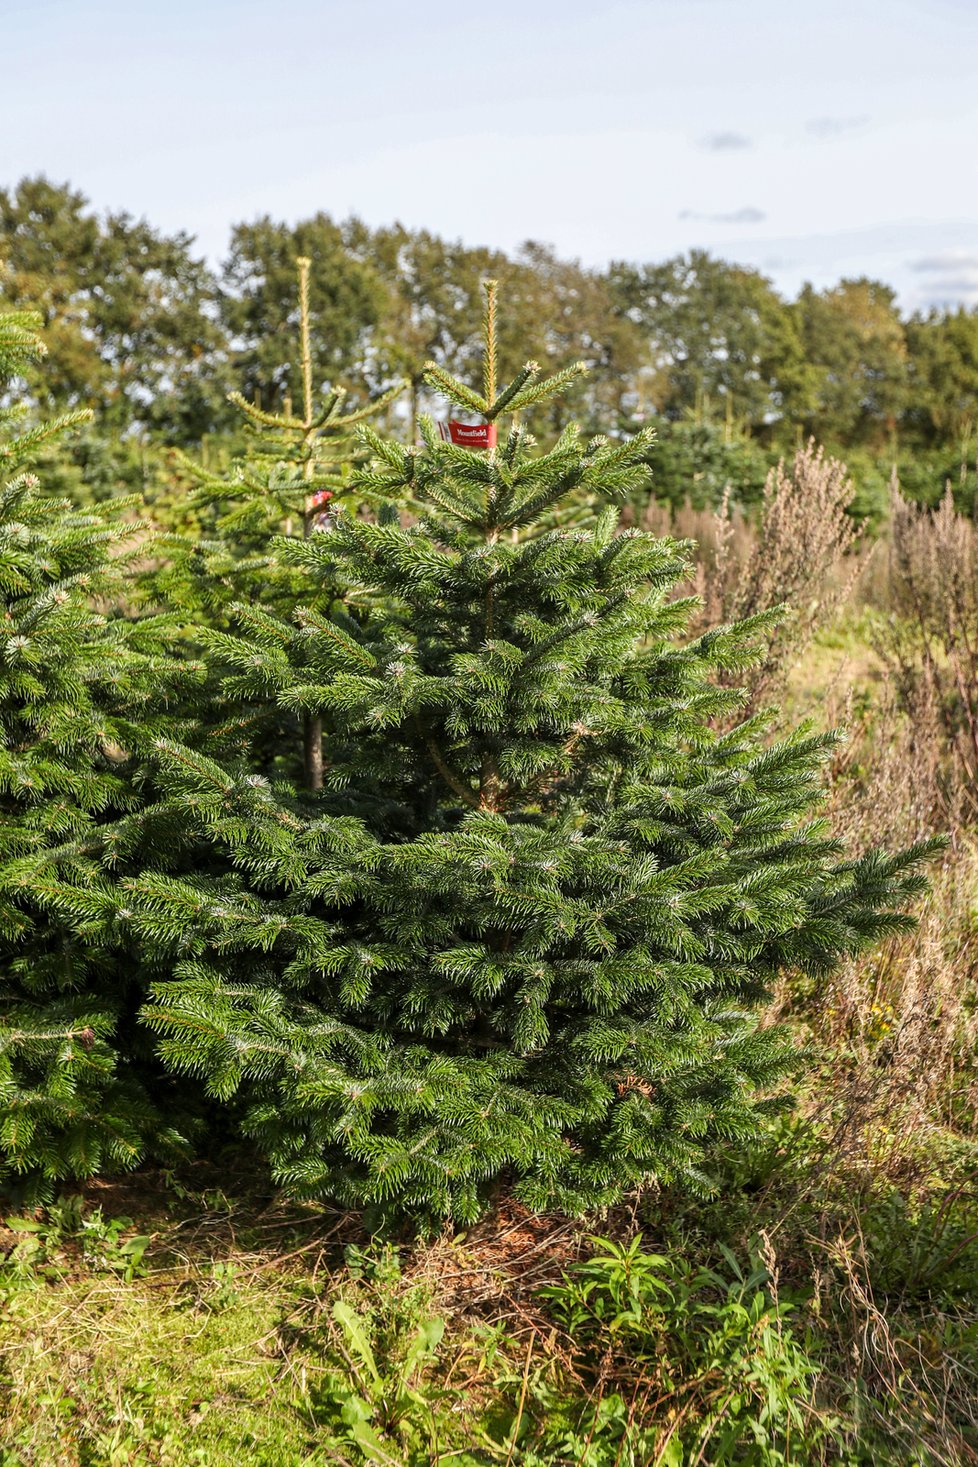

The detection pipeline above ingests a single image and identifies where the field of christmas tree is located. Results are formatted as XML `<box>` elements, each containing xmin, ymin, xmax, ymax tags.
<box><xmin>1</xmin><ymin>266</ymin><xmax>977</xmax><ymax>1467</ymax></box>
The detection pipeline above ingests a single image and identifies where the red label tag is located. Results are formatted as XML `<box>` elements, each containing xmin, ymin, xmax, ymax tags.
<box><xmin>446</xmin><ymin>420</ymin><xmax>497</xmax><ymax>449</ymax></box>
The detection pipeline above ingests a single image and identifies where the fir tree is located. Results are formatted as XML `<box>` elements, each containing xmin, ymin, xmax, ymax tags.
<box><xmin>130</xmin><ymin>283</ymin><xmax>935</xmax><ymax>1226</ymax></box>
<box><xmin>160</xmin><ymin>256</ymin><xmax>404</xmax><ymax>789</ymax></box>
<box><xmin>0</xmin><ymin>309</ymin><xmax>189</xmax><ymax>1193</ymax></box>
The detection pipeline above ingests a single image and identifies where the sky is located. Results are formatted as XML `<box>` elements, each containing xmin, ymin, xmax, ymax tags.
<box><xmin>3</xmin><ymin>0</ymin><xmax>977</xmax><ymax>312</ymax></box>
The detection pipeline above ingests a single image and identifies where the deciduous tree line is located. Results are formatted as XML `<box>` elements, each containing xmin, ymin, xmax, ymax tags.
<box><xmin>3</xmin><ymin>175</ymin><xmax>977</xmax><ymax>474</ymax></box>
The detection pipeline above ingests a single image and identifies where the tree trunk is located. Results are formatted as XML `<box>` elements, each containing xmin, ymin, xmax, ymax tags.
<box><xmin>303</xmin><ymin>713</ymin><xmax>323</xmax><ymax>792</ymax></box>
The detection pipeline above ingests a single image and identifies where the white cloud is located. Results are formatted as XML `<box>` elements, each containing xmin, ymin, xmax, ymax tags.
<box><xmin>911</xmin><ymin>253</ymin><xmax>978</xmax><ymax>275</ymax></box>
<box><xmin>680</xmin><ymin>207</ymin><xmax>766</xmax><ymax>224</ymax></box>
<box><xmin>806</xmin><ymin>115</ymin><xmax>870</xmax><ymax>137</ymax></box>
<box><xmin>699</xmin><ymin>131</ymin><xmax>752</xmax><ymax>151</ymax></box>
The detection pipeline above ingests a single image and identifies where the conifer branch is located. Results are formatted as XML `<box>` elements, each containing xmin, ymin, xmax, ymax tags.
<box><xmin>296</xmin><ymin>255</ymin><xmax>314</xmax><ymax>429</ymax></box>
<box><xmin>503</xmin><ymin>361</ymin><xmax>589</xmax><ymax>413</ymax></box>
<box><xmin>482</xmin><ymin>279</ymin><xmax>498</xmax><ymax>409</ymax></box>
<box><xmin>413</xmin><ymin>717</ymin><xmax>480</xmax><ymax>808</ymax></box>
<box><xmin>311</xmin><ymin>387</ymin><xmax>347</xmax><ymax>428</ymax></box>
<box><xmin>487</xmin><ymin>362</ymin><xmax>540</xmax><ymax>421</ymax></box>
<box><xmin>226</xmin><ymin>391</ymin><xmax>303</xmax><ymax>431</ymax></box>
<box><xmin>335</xmin><ymin>379</ymin><xmax>407</xmax><ymax>426</ymax></box>
<box><xmin>421</xmin><ymin>363</ymin><xmax>487</xmax><ymax>416</ymax></box>
<box><xmin>3</xmin><ymin>409</ymin><xmax>95</xmax><ymax>458</ymax></box>
<box><xmin>295</xmin><ymin>607</ymin><xmax>377</xmax><ymax>669</ymax></box>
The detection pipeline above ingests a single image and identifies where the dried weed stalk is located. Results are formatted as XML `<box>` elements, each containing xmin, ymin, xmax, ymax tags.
<box><xmin>873</xmin><ymin>480</ymin><xmax>978</xmax><ymax>824</ymax></box>
<box><xmin>644</xmin><ymin>441</ymin><xmax>862</xmax><ymax>710</ymax></box>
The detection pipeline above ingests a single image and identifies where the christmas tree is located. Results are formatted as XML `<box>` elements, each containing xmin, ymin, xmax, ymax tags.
<box><xmin>0</xmin><ymin>309</ymin><xmax>189</xmax><ymax>1193</ymax></box>
<box><xmin>159</xmin><ymin>256</ymin><xmax>404</xmax><ymax>790</ymax></box>
<box><xmin>133</xmin><ymin>282</ymin><xmax>934</xmax><ymax>1226</ymax></box>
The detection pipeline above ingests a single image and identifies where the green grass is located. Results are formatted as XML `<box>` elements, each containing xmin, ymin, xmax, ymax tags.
<box><xmin>782</xmin><ymin>609</ymin><xmax>886</xmax><ymax>723</ymax></box>
<box><xmin>4</xmin><ymin>1123</ymin><xmax>978</xmax><ymax>1466</ymax></box>
<box><xmin>1</xmin><ymin>1278</ymin><xmax>313</xmax><ymax>1466</ymax></box>
<box><xmin>0</xmin><ymin>1180</ymin><xmax>551</xmax><ymax>1467</ymax></box>
<box><xmin>0</xmin><ymin>1192</ymin><xmax>348</xmax><ymax>1466</ymax></box>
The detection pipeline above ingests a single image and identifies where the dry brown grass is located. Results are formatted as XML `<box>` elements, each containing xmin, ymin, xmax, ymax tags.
<box><xmin>641</xmin><ymin>443</ymin><xmax>978</xmax><ymax>1216</ymax></box>
<box><xmin>647</xmin><ymin>441</ymin><xmax>865</xmax><ymax>711</ymax></box>
<box><xmin>871</xmin><ymin>481</ymin><xmax>978</xmax><ymax>826</ymax></box>
<box><xmin>668</xmin><ymin>452</ymin><xmax>978</xmax><ymax>1463</ymax></box>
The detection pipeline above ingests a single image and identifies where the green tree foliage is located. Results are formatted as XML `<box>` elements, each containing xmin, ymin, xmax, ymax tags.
<box><xmin>115</xmin><ymin>285</ymin><xmax>935</xmax><ymax>1227</ymax></box>
<box><xmin>363</xmin><ymin>225</ymin><xmax>500</xmax><ymax>436</ymax></box>
<box><xmin>496</xmin><ymin>242</ymin><xmax>646</xmax><ymax>436</ymax></box>
<box><xmin>639</xmin><ymin>420</ymin><xmax>773</xmax><ymax>513</ymax></box>
<box><xmin>796</xmin><ymin>278</ymin><xmax>909</xmax><ymax>447</ymax></box>
<box><xmin>156</xmin><ymin>257</ymin><xmax>405</xmax><ymax>791</ymax></box>
<box><xmin>905</xmin><ymin>306</ymin><xmax>978</xmax><ymax>445</ymax></box>
<box><xmin>221</xmin><ymin>215</ymin><xmax>393</xmax><ymax>411</ymax></box>
<box><xmin>0</xmin><ymin>177</ymin><xmax>229</xmax><ymax>440</ymax></box>
<box><xmin>609</xmin><ymin>250</ymin><xmax>815</xmax><ymax>431</ymax></box>
<box><xmin>360</xmin><ymin>231</ymin><xmax>643</xmax><ymax>440</ymax></box>
<box><xmin>5</xmin><ymin>171</ymin><xmax>978</xmax><ymax>500</ymax></box>
<box><xmin>0</xmin><ymin>310</ymin><xmax>191</xmax><ymax>1193</ymax></box>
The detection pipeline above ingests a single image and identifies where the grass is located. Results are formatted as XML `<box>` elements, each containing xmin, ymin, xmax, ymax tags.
<box><xmin>782</xmin><ymin>608</ymin><xmax>885</xmax><ymax>719</ymax></box>
<box><xmin>0</xmin><ymin>1176</ymin><xmax>583</xmax><ymax>1467</ymax></box>
<box><xmin>4</xmin><ymin>1103</ymin><xmax>978</xmax><ymax>1465</ymax></box>
<box><xmin>2</xmin><ymin>1274</ymin><xmax>306</xmax><ymax>1465</ymax></box>
<box><xmin>0</xmin><ymin>1181</ymin><xmax>350</xmax><ymax>1466</ymax></box>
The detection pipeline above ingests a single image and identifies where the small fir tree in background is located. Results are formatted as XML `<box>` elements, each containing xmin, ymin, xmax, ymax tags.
<box><xmin>126</xmin><ymin>282</ymin><xmax>936</xmax><ymax>1227</ymax></box>
<box><xmin>0</xmin><ymin>309</ymin><xmax>190</xmax><ymax>1194</ymax></box>
<box><xmin>158</xmin><ymin>256</ymin><xmax>404</xmax><ymax>789</ymax></box>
